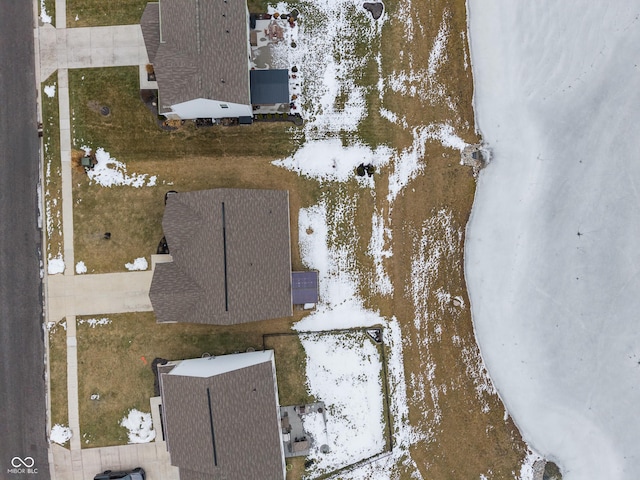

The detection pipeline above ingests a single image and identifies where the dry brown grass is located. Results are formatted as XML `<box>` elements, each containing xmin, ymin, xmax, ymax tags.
<box><xmin>286</xmin><ymin>457</ymin><xmax>306</xmax><ymax>480</ymax></box>
<box><xmin>72</xmin><ymin>154</ymin><xmax>319</xmax><ymax>273</ymax></box>
<box><xmin>68</xmin><ymin>68</ymin><xmax>302</xmax><ymax>162</ymax></box>
<box><xmin>264</xmin><ymin>333</ymin><xmax>315</xmax><ymax>406</ymax></box>
<box><xmin>76</xmin><ymin>311</ymin><xmax>310</xmax><ymax>447</ymax></box>
<box><xmin>362</xmin><ymin>0</ymin><xmax>529</xmax><ymax>477</ymax></box>
<box><xmin>48</xmin><ymin>322</ymin><xmax>68</xmax><ymax>434</ymax></box>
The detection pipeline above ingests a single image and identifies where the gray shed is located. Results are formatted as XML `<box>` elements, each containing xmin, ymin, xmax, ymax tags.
<box><xmin>291</xmin><ymin>271</ymin><xmax>319</xmax><ymax>305</ymax></box>
<box><xmin>250</xmin><ymin>69</ymin><xmax>290</xmax><ymax>105</ymax></box>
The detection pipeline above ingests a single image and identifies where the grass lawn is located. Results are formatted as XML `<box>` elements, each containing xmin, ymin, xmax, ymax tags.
<box><xmin>67</xmin><ymin>0</ymin><xmax>285</xmax><ymax>27</ymax></box>
<box><xmin>286</xmin><ymin>457</ymin><xmax>306</xmax><ymax>480</ymax></box>
<box><xmin>42</xmin><ymin>72</ymin><xmax>64</xmax><ymax>265</ymax></box>
<box><xmin>76</xmin><ymin>311</ymin><xmax>309</xmax><ymax>448</ymax></box>
<box><xmin>48</xmin><ymin>322</ymin><xmax>68</xmax><ymax>437</ymax></box>
<box><xmin>372</xmin><ymin>0</ymin><xmax>528</xmax><ymax>475</ymax></box>
<box><xmin>264</xmin><ymin>333</ymin><xmax>315</xmax><ymax>407</ymax></box>
<box><xmin>68</xmin><ymin>67</ymin><xmax>317</xmax><ymax>273</ymax></box>
<box><xmin>67</xmin><ymin>0</ymin><xmax>148</xmax><ymax>27</ymax></box>
<box><xmin>68</xmin><ymin>68</ymin><xmax>302</xmax><ymax>162</ymax></box>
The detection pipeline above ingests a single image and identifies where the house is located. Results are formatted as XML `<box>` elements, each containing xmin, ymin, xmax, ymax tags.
<box><xmin>157</xmin><ymin>351</ymin><xmax>286</xmax><ymax>480</ymax></box>
<box><xmin>140</xmin><ymin>0</ymin><xmax>290</xmax><ymax>121</ymax></box>
<box><xmin>149</xmin><ymin>188</ymin><xmax>295</xmax><ymax>325</ymax></box>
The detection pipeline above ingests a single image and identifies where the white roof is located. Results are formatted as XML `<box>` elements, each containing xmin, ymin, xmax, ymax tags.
<box><xmin>169</xmin><ymin>350</ymin><xmax>274</xmax><ymax>378</ymax></box>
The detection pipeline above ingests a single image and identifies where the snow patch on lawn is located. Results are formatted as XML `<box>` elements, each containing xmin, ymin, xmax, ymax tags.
<box><xmin>125</xmin><ymin>257</ymin><xmax>148</xmax><ymax>271</ymax></box>
<box><xmin>85</xmin><ymin>147</ymin><xmax>157</xmax><ymax>188</ymax></box>
<box><xmin>75</xmin><ymin>261</ymin><xmax>87</xmax><ymax>274</ymax></box>
<box><xmin>273</xmin><ymin>138</ymin><xmax>392</xmax><ymax>184</ymax></box>
<box><xmin>47</xmin><ymin>320</ymin><xmax>66</xmax><ymax>332</ymax></box>
<box><xmin>300</xmin><ymin>332</ymin><xmax>385</xmax><ymax>473</ymax></box>
<box><xmin>269</xmin><ymin>0</ymin><xmax>382</xmax><ymax>137</ymax></box>
<box><xmin>48</xmin><ymin>255</ymin><xmax>65</xmax><ymax>275</ymax></box>
<box><xmin>77</xmin><ymin>317</ymin><xmax>111</xmax><ymax>328</ymax></box>
<box><xmin>294</xmin><ymin>201</ymin><xmax>424</xmax><ymax>478</ymax></box>
<box><xmin>44</xmin><ymin>84</ymin><xmax>56</xmax><ymax>98</ymax></box>
<box><xmin>274</xmin><ymin>123</ymin><xmax>464</xmax><ymax>204</ymax></box>
<box><xmin>120</xmin><ymin>409</ymin><xmax>155</xmax><ymax>444</ymax></box>
<box><xmin>368</xmin><ymin>210</ymin><xmax>393</xmax><ymax>296</ymax></box>
<box><xmin>295</xmin><ymin>201</ymin><xmax>382</xmax><ymax>331</ymax></box>
<box><xmin>40</xmin><ymin>0</ymin><xmax>52</xmax><ymax>23</ymax></box>
<box><xmin>50</xmin><ymin>424</ymin><xmax>72</xmax><ymax>445</ymax></box>
<box><xmin>428</xmin><ymin>14</ymin><xmax>449</xmax><ymax>76</ymax></box>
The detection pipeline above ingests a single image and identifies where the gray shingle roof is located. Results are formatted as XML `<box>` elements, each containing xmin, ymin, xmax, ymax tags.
<box><xmin>159</xmin><ymin>353</ymin><xmax>285</xmax><ymax>480</ymax></box>
<box><xmin>144</xmin><ymin>0</ymin><xmax>251</xmax><ymax>110</ymax></box>
<box><xmin>140</xmin><ymin>3</ymin><xmax>160</xmax><ymax>63</ymax></box>
<box><xmin>150</xmin><ymin>189</ymin><xmax>293</xmax><ymax>325</ymax></box>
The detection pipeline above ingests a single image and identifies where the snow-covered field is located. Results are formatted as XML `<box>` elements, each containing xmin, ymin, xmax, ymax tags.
<box><xmin>466</xmin><ymin>2</ymin><xmax>640</xmax><ymax>479</ymax></box>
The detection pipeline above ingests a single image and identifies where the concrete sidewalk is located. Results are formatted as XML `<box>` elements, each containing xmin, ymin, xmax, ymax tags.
<box><xmin>35</xmin><ymin>2</ymin><xmax>173</xmax><ymax>478</ymax></box>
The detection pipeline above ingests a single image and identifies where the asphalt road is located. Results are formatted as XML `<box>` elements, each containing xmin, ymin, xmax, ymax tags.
<box><xmin>0</xmin><ymin>2</ymin><xmax>50</xmax><ymax>478</ymax></box>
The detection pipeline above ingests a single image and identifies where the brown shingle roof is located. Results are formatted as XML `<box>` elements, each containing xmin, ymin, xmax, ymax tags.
<box><xmin>150</xmin><ymin>189</ymin><xmax>293</xmax><ymax>325</ymax></box>
<box><xmin>159</xmin><ymin>353</ymin><xmax>285</xmax><ymax>480</ymax></box>
<box><xmin>145</xmin><ymin>0</ymin><xmax>251</xmax><ymax>110</ymax></box>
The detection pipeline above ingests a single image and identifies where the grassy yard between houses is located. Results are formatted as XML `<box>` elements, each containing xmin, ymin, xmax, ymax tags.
<box><xmin>48</xmin><ymin>322</ymin><xmax>68</xmax><ymax>439</ymax></box>
<box><xmin>75</xmin><ymin>312</ymin><xmax>310</xmax><ymax>448</ymax></box>
<box><xmin>264</xmin><ymin>333</ymin><xmax>316</xmax><ymax>407</ymax></box>
<box><xmin>68</xmin><ymin>67</ymin><xmax>317</xmax><ymax>274</ymax></box>
<box><xmin>48</xmin><ymin>0</ymin><xmax>534</xmax><ymax>477</ymax></box>
<box><xmin>41</xmin><ymin>72</ymin><xmax>64</xmax><ymax>267</ymax></box>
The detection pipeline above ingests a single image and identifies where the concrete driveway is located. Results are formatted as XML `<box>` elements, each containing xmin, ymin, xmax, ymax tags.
<box><xmin>51</xmin><ymin>441</ymin><xmax>179</xmax><ymax>480</ymax></box>
<box><xmin>39</xmin><ymin>24</ymin><xmax>148</xmax><ymax>82</ymax></box>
